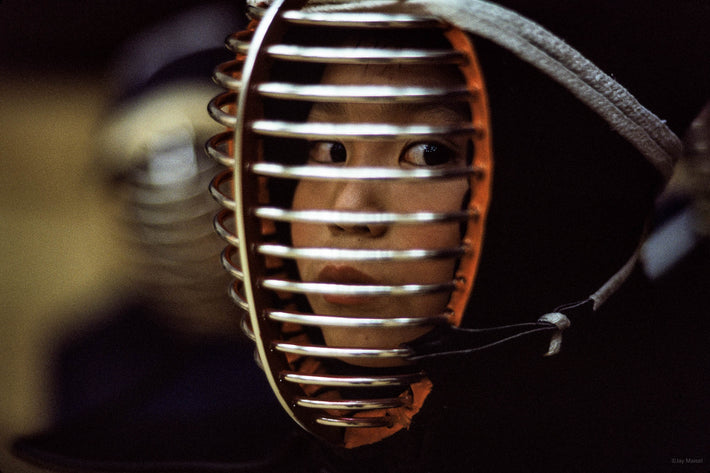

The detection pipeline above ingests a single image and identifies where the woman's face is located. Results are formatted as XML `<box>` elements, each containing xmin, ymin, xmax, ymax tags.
<box><xmin>290</xmin><ymin>62</ymin><xmax>471</xmax><ymax>355</ymax></box>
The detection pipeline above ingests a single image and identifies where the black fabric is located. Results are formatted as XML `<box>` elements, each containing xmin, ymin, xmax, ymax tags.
<box><xmin>12</xmin><ymin>300</ymin><xmax>296</xmax><ymax>472</ymax></box>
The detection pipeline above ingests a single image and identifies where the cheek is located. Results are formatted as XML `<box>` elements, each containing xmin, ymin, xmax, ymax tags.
<box><xmin>390</xmin><ymin>180</ymin><xmax>468</xmax><ymax>281</ymax></box>
<box><xmin>291</xmin><ymin>181</ymin><xmax>309</xmax><ymax>211</ymax></box>
<box><xmin>390</xmin><ymin>220</ymin><xmax>462</xmax><ymax>287</ymax></box>
<box><xmin>393</xmin><ymin>235</ymin><xmax>459</xmax><ymax>283</ymax></box>
<box><xmin>395</xmin><ymin>179</ymin><xmax>469</xmax><ymax>244</ymax></box>
<box><xmin>290</xmin><ymin>182</ymin><xmax>315</xmax><ymax>247</ymax></box>
<box><xmin>398</xmin><ymin>222</ymin><xmax>461</xmax><ymax>249</ymax></box>
<box><xmin>396</xmin><ymin>179</ymin><xmax>468</xmax><ymax>211</ymax></box>
<box><xmin>290</xmin><ymin>222</ymin><xmax>308</xmax><ymax>250</ymax></box>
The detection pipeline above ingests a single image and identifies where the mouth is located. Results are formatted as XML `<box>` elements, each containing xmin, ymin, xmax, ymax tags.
<box><xmin>316</xmin><ymin>264</ymin><xmax>380</xmax><ymax>306</ymax></box>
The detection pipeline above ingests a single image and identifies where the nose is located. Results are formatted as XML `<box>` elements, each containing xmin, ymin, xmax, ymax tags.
<box><xmin>328</xmin><ymin>180</ymin><xmax>387</xmax><ymax>238</ymax></box>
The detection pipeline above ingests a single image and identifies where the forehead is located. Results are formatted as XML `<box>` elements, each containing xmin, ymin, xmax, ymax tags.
<box><xmin>320</xmin><ymin>62</ymin><xmax>464</xmax><ymax>88</ymax></box>
<box><xmin>310</xmin><ymin>63</ymin><xmax>469</xmax><ymax>123</ymax></box>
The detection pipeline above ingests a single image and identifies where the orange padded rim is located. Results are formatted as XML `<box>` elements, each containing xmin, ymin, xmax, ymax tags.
<box><xmin>444</xmin><ymin>27</ymin><xmax>493</xmax><ymax>328</ymax></box>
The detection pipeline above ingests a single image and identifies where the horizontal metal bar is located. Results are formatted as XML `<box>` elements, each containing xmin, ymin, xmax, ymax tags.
<box><xmin>258</xmin><ymin>244</ymin><xmax>466</xmax><ymax>261</ymax></box>
<box><xmin>267</xmin><ymin>44</ymin><xmax>465</xmax><ymax>64</ymax></box>
<box><xmin>213</xmin><ymin>208</ymin><xmax>239</xmax><ymax>247</ymax></box>
<box><xmin>261</xmin><ymin>279</ymin><xmax>455</xmax><ymax>297</ymax></box>
<box><xmin>254</xmin><ymin>207</ymin><xmax>477</xmax><ymax>225</ymax></box>
<box><xmin>205</xmin><ymin>131</ymin><xmax>235</xmax><ymax>168</ymax></box>
<box><xmin>316</xmin><ymin>416</ymin><xmax>392</xmax><ymax>428</ymax></box>
<box><xmin>207</xmin><ymin>91</ymin><xmax>237</xmax><ymax>128</ymax></box>
<box><xmin>251</xmin><ymin>162</ymin><xmax>480</xmax><ymax>181</ymax></box>
<box><xmin>274</xmin><ymin>342</ymin><xmax>412</xmax><ymax>358</ymax></box>
<box><xmin>256</xmin><ymin>82</ymin><xmax>474</xmax><ymax>103</ymax></box>
<box><xmin>212</xmin><ymin>59</ymin><xmax>243</xmax><ymax>91</ymax></box>
<box><xmin>225</xmin><ymin>29</ymin><xmax>253</xmax><ymax>55</ymax></box>
<box><xmin>228</xmin><ymin>281</ymin><xmax>249</xmax><ymax>311</ymax></box>
<box><xmin>251</xmin><ymin>120</ymin><xmax>478</xmax><ymax>140</ymax></box>
<box><xmin>208</xmin><ymin>169</ymin><xmax>236</xmax><ymax>210</ymax></box>
<box><xmin>281</xmin><ymin>371</ymin><xmax>424</xmax><ymax>387</ymax></box>
<box><xmin>281</xmin><ymin>10</ymin><xmax>445</xmax><ymax>28</ymax></box>
<box><xmin>296</xmin><ymin>396</ymin><xmax>404</xmax><ymax>410</ymax></box>
<box><xmin>246</xmin><ymin>4</ymin><xmax>266</xmax><ymax>20</ymax></box>
<box><xmin>220</xmin><ymin>246</ymin><xmax>244</xmax><ymax>281</ymax></box>
<box><xmin>268</xmin><ymin>310</ymin><xmax>449</xmax><ymax>328</ymax></box>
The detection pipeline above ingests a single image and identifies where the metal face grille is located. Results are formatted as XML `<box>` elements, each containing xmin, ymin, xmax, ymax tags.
<box><xmin>207</xmin><ymin>0</ymin><xmax>492</xmax><ymax>446</ymax></box>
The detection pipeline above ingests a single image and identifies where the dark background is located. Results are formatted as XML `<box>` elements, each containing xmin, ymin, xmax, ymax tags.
<box><xmin>0</xmin><ymin>1</ymin><xmax>232</xmax><ymax>71</ymax></box>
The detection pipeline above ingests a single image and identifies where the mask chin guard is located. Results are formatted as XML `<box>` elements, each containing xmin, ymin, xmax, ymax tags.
<box><xmin>208</xmin><ymin>0</ymin><xmax>492</xmax><ymax>448</ymax></box>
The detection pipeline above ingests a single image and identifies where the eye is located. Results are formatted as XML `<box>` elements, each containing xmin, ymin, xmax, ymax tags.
<box><xmin>308</xmin><ymin>141</ymin><xmax>346</xmax><ymax>164</ymax></box>
<box><xmin>401</xmin><ymin>142</ymin><xmax>456</xmax><ymax>167</ymax></box>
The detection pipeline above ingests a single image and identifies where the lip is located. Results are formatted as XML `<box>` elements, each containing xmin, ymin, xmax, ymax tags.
<box><xmin>317</xmin><ymin>264</ymin><xmax>380</xmax><ymax>305</ymax></box>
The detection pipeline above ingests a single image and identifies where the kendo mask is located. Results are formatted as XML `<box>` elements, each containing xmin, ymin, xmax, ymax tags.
<box><xmin>207</xmin><ymin>0</ymin><xmax>680</xmax><ymax>449</ymax></box>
